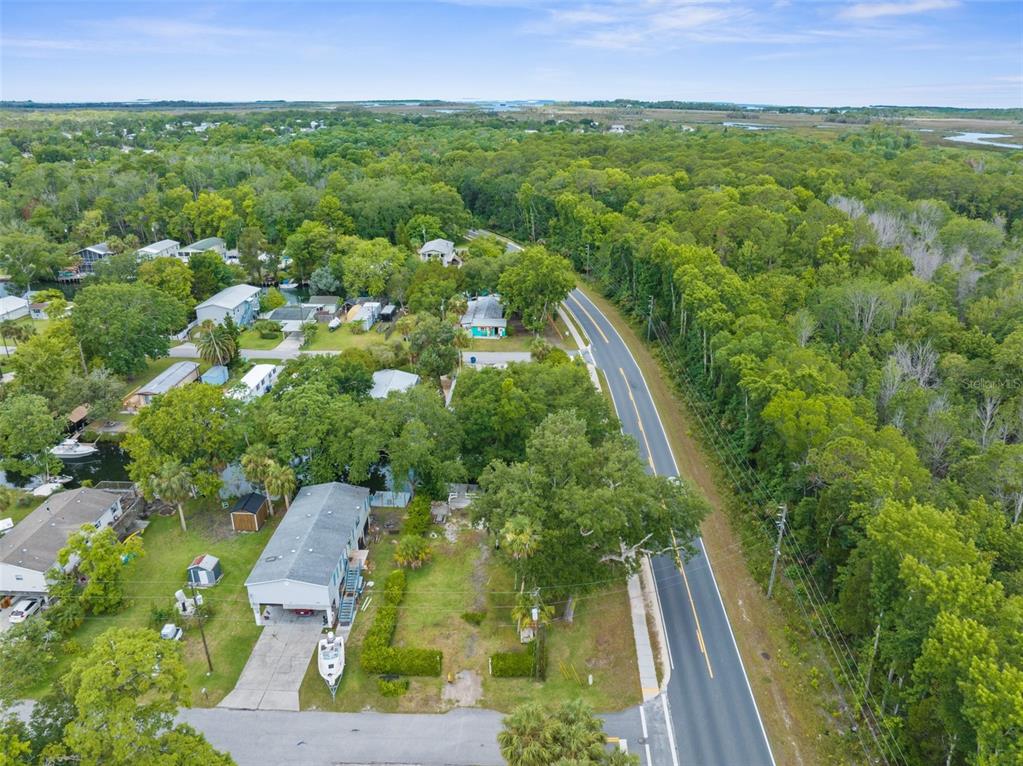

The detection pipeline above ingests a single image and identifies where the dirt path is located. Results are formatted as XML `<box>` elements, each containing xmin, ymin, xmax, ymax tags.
<box><xmin>578</xmin><ymin>284</ymin><xmax>831</xmax><ymax>766</ymax></box>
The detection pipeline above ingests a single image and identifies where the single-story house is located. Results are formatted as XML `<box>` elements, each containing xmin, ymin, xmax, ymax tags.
<box><xmin>0</xmin><ymin>488</ymin><xmax>126</xmax><ymax>596</ymax></box>
<box><xmin>460</xmin><ymin>295</ymin><xmax>507</xmax><ymax>338</ymax></box>
<box><xmin>462</xmin><ymin>351</ymin><xmax>532</xmax><ymax>370</ymax></box>
<box><xmin>195</xmin><ymin>284</ymin><xmax>261</xmax><ymax>327</ymax></box>
<box><xmin>200</xmin><ymin>365</ymin><xmax>230</xmax><ymax>386</ymax></box>
<box><xmin>418</xmin><ymin>238</ymin><xmax>462</xmax><ymax>268</ymax></box>
<box><xmin>29</xmin><ymin>302</ymin><xmax>50</xmax><ymax>320</ymax></box>
<box><xmin>178</xmin><ymin>237</ymin><xmax>227</xmax><ymax>263</ymax></box>
<box><xmin>74</xmin><ymin>242</ymin><xmax>112</xmax><ymax>275</ymax></box>
<box><xmin>369</xmin><ymin>369</ymin><xmax>420</xmax><ymax>399</ymax></box>
<box><xmin>136</xmin><ymin>239</ymin><xmax>180</xmax><ymax>260</ymax></box>
<box><xmin>345</xmin><ymin>301</ymin><xmax>381</xmax><ymax>331</ymax></box>
<box><xmin>267</xmin><ymin>305</ymin><xmax>316</xmax><ymax>334</ymax></box>
<box><xmin>244</xmin><ymin>482</ymin><xmax>371</xmax><ymax>626</ymax></box>
<box><xmin>0</xmin><ymin>296</ymin><xmax>29</xmax><ymax>322</ymax></box>
<box><xmin>187</xmin><ymin>553</ymin><xmax>223</xmax><ymax>588</ymax></box>
<box><xmin>228</xmin><ymin>364</ymin><xmax>280</xmax><ymax>402</ymax></box>
<box><xmin>124</xmin><ymin>361</ymin><xmax>199</xmax><ymax>411</ymax></box>
<box><xmin>304</xmin><ymin>295</ymin><xmax>340</xmax><ymax>316</ymax></box>
<box><xmin>230</xmin><ymin>492</ymin><xmax>270</xmax><ymax>532</ymax></box>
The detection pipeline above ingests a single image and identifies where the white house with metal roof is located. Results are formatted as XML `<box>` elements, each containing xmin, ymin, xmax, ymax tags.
<box><xmin>195</xmin><ymin>284</ymin><xmax>261</xmax><ymax>327</ymax></box>
<box><xmin>369</xmin><ymin>369</ymin><xmax>420</xmax><ymax>399</ymax></box>
<box><xmin>0</xmin><ymin>488</ymin><xmax>126</xmax><ymax>596</ymax></box>
<box><xmin>228</xmin><ymin>364</ymin><xmax>281</xmax><ymax>402</ymax></box>
<box><xmin>136</xmin><ymin>239</ymin><xmax>180</xmax><ymax>260</ymax></box>
<box><xmin>177</xmin><ymin>236</ymin><xmax>226</xmax><ymax>263</ymax></box>
<box><xmin>417</xmin><ymin>238</ymin><xmax>462</xmax><ymax>267</ymax></box>
<box><xmin>0</xmin><ymin>296</ymin><xmax>29</xmax><ymax>322</ymax></box>
<box><xmin>124</xmin><ymin>361</ymin><xmax>199</xmax><ymax>411</ymax></box>
<box><xmin>244</xmin><ymin>482</ymin><xmax>371</xmax><ymax>626</ymax></box>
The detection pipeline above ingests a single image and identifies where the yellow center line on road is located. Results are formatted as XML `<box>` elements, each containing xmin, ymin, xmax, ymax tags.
<box><xmin>568</xmin><ymin>294</ymin><xmax>610</xmax><ymax>344</ymax></box>
<box><xmin>673</xmin><ymin>529</ymin><xmax>715</xmax><ymax>679</ymax></box>
<box><xmin>619</xmin><ymin>367</ymin><xmax>655</xmax><ymax>470</ymax></box>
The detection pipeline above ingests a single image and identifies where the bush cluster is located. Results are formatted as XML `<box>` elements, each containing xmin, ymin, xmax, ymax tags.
<box><xmin>402</xmin><ymin>495</ymin><xmax>433</xmax><ymax>537</ymax></box>
<box><xmin>360</xmin><ymin>569</ymin><xmax>442</xmax><ymax>677</ymax></box>
<box><xmin>490</xmin><ymin>641</ymin><xmax>538</xmax><ymax>678</ymax></box>
<box><xmin>461</xmin><ymin>610</ymin><xmax>486</xmax><ymax>626</ymax></box>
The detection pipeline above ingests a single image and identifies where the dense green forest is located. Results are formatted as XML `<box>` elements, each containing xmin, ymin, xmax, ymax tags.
<box><xmin>1</xmin><ymin>109</ymin><xmax>1021</xmax><ymax>765</ymax></box>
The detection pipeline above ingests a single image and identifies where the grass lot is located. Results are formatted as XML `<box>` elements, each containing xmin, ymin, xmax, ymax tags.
<box><xmin>26</xmin><ymin>505</ymin><xmax>279</xmax><ymax>707</ymax></box>
<box><xmin>302</xmin><ymin>323</ymin><xmax>397</xmax><ymax>352</ymax></box>
<box><xmin>300</xmin><ymin>512</ymin><xmax>640</xmax><ymax>713</ymax></box>
<box><xmin>467</xmin><ymin>314</ymin><xmax>573</xmax><ymax>354</ymax></box>
<box><xmin>1</xmin><ymin>490</ymin><xmax>39</xmax><ymax>525</ymax></box>
<box><xmin>237</xmin><ymin>329</ymin><xmax>284</xmax><ymax>350</ymax></box>
<box><xmin>576</xmin><ymin>282</ymin><xmax>846</xmax><ymax>766</ymax></box>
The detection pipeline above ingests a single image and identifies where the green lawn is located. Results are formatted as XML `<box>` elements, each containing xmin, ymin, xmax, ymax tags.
<box><xmin>303</xmin><ymin>323</ymin><xmax>397</xmax><ymax>352</ymax></box>
<box><xmin>237</xmin><ymin>329</ymin><xmax>285</xmax><ymax>350</ymax></box>
<box><xmin>300</xmin><ymin>511</ymin><xmax>640</xmax><ymax>713</ymax></box>
<box><xmin>27</xmin><ymin>505</ymin><xmax>281</xmax><ymax>707</ymax></box>
<box><xmin>1</xmin><ymin>490</ymin><xmax>39</xmax><ymax>525</ymax></box>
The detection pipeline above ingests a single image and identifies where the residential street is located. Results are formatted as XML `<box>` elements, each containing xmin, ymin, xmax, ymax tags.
<box><xmin>564</xmin><ymin>288</ymin><xmax>776</xmax><ymax>766</ymax></box>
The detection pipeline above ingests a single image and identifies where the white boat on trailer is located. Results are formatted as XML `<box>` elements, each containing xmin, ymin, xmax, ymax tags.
<box><xmin>50</xmin><ymin>437</ymin><xmax>99</xmax><ymax>459</ymax></box>
<box><xmin>317</xmin><ymin>631</ymin><xmax>345</xmax><ymax>698</ymax></box>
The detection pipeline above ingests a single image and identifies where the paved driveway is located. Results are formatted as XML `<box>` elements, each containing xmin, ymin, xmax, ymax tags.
<box><xmin>180</xmin><ymin>707</ymin><xmax>506</xmax><ymax>766</ymax></box>
<box><xmin>219</xmin><ymin>621</ymin><xmax>323</xmax><ymax>711</ymax></box>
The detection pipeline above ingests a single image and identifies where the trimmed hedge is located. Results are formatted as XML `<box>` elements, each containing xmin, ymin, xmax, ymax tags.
<box><xmin>490</xmin><ymin>641</ymin><xmax>538</xmax><ymax>678</ymax></box>
<box><xmin>360</xmin><ymin>568</ymin><xmax>442</xmax><ymax>677</ymax></box>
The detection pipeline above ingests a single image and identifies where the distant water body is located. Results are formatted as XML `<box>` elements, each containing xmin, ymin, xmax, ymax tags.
<box><xmin>945</xmin><ymin>132</ymin><xmax>1023</xmax><ymax>149</ymax></box>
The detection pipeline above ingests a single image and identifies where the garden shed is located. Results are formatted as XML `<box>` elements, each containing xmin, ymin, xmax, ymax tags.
<box><xmin>187</xmin><ymin>553</ymin><xmax>223</xmax><ymax>587</ymax></box>
<box><xmin>230</xmin><ymin>492</ymin><xmax>270</xmax><ymax>532</ymax></box>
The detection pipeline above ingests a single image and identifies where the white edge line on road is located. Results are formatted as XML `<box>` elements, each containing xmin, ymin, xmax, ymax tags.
<box><xmin>661</xmin><ymin>694</ymin><xmax>681</xmax><ymax>766</ymax></box>
<box><xmin>572</xmin><ymin>288</ymin><xmax>778</xmax><ymax>766</ymax></box>
<box><xmin>639</xmin><ymin>702</ymin><xmax>653</xmax><ymax>766</ymax></box>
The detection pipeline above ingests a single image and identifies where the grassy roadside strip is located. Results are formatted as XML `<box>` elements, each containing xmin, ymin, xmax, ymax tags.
<box><xmin>577</xmin><ymin>282</ymin><xmax>850</xmax><ymax>766</ymax></box>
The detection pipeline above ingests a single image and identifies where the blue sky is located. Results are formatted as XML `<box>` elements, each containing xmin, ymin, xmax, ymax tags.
<box><xmin>2</xmin><ymin>1</ymin><xmax>1020</xmax><ymax>107</ymax></box>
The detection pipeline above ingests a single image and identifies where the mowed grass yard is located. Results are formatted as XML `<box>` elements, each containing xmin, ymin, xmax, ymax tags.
<box><xmin>26</xmin><ymin>505</ymin><xmax>280</xmax><ymax>707</ymax></box>
<box><xmin>302</xmin><ymin>322</ymin><xmax>400</xmax><ymax>352</ymax></box>
<box><xmin>467</xmin><ymin>313</ymin><xmax>576</xmax><ymax>354</ymax></box>
<box><xmin>300</xmin><ymin>511</ymin><xmax>640</xmax><ymax>713</ymax></box>
<box><xmin>236</xmin><ymin>328</ymin><xmax>285</xmax><ymax>350</ymax></box>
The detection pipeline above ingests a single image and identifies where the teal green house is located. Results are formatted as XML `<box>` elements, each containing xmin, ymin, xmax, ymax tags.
<box><xmin>460</xmin><ymin>295</ymin><xmax>507</xmax><ymax>338</ymax></box>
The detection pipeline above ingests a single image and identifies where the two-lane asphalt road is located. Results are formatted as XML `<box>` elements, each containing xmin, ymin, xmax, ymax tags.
<box><xmin>566</xmin><ymin>288</ymin><xmax>775</xmax><ymax>766</ymax></box>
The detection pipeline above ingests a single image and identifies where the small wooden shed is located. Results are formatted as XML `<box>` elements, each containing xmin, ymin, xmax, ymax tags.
<box><xmin>187</xmin><ymin>553</ymin><xmax>223</xmax><ymax>588</ymax></box>
<box><xmin>230</xmin><ymin>492</ymin><xmax>269</xmax><ymax>532</ymax></box>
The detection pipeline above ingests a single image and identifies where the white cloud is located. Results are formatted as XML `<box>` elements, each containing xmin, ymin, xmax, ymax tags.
<box><xmin>838</xmin><ymin>0</ymin><xmax>958</xmax><ymax>21</ymax></box>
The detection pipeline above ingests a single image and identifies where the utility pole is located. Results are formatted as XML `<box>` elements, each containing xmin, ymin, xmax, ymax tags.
<box><xmin>189</xmin><ymin>581</ymin><xmax>214</xmax><ymax>674</ymax></box>
<box><xmin>647</xmin><ymin>296</ymin><xmax>655</xmax><ymax>340</ymax></box>
<box><xmin>767</xmin><ymin>503</ymin><xmax>788</xmax><ymax>599</ymax></box>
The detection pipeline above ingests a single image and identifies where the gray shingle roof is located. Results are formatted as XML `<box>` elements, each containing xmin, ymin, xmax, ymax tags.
<box><xmin>244</xmin><ymin>483</ymin><xmax>370</xmax><ymax>587</ymax></box>
<box><xmin>0</xmin><ymin>489</ymin><xmax>120</xmax><ymax>571</ymax></box>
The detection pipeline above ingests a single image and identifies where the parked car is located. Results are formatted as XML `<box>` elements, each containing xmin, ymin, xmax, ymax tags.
<box><xmin>9</xmin><ymin>598</ymin><xmax>41</xmax><ymax>624</ymax></box>
<box><xmin>160</xmin><ymin>623</ymin><xmax>183</xmax><ymax>641</ymax></box>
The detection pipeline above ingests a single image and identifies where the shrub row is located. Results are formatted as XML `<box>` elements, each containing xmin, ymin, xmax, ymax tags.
<box><xmin>360</xmin><ymin>568</ymin><xmax>442</xmax><ymax>677</ymax></box>
<box><xmin>490</xmin><ymin>641</ymin><xmax>537</xmax><ymax>678</ymax></box>
<box><xmin>377</xmin><ymin>677</ymin><xmax>410</xmax><ymax>697</ymax></box>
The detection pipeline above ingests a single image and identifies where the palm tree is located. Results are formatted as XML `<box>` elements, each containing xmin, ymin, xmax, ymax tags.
<box><xmin>0</xmin><ymin>319</ymin><xmax>34</xmax><ymax>355</ymax></box>
<box><xmin>240</xmin><ymin>444</ymin><xmax>275</xmax><ymax>515</ymax></box>
<box><xmin>498</xmin><ymin>700</ymin><xmax>612</xmax><ymax>766</ymax></box>
<box><xmin>150</xmin><ymin>460</ymin><xmax>194</xmax><ymax>532</ymax></box>
<box><xmin>501</xmin><ymin>515</ymin><xmax>540</xmax><ymax>561</ymax></box>
<box><xmin>194</xmin><ymin>320</ymin><xmax>237</xmax><ymax>366</ymax></box>
<box><xmin>264</xmin><ymin>461</ymin><xmax>296</xmax><ymax>512</ymax></box>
